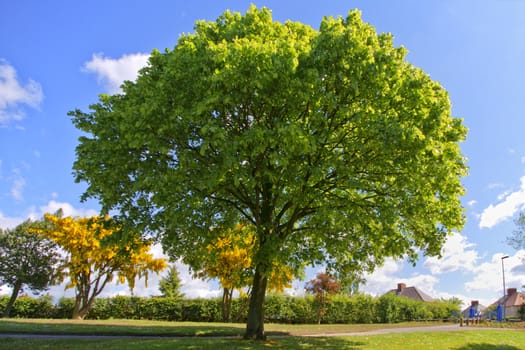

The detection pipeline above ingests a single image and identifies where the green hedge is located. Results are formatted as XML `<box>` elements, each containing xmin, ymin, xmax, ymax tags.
<box><xmin>1</xmin><ymin>294</ymin><xmax>460</xmax><ymax>323</ymax></box>
<box><xmin>0</xmin><ymin>295</ymin><xmax>55</xmax><ymax>318</ymax></box>
<box><xmin>375</xmin><ymin>293</ymin><xmax>460</xmax><ymax>323</ymax></box>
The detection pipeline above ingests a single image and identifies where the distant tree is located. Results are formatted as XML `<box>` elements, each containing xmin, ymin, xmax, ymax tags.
<box><xmin>305</xmin><ymin>272</ymin><xmax>341</xmax><ymax>324</ymax></box>
<box><xmin>0</xmin><ymin>219</ymin><xmax>63</xmax><ymax>317</ymax></box>
<box><xmin>70</xmin><ymin>6</ymin><xmax>467</xmax><ymax>339</ymax></box>
<box><xmin>36</xmin><ymin>213</ymin><xmax>167</xmax><ymax>319</ymax></box>
<box><xmin>159</xmin><ymin>265</ymin><xmax>184</xmax><ymax>299</ymax></box>
<box><xmin>181</xmin><ymin>223</ymin><xmax>295</xmax><ymax>322</ymax></box>
<box><xmin>443</xmin><ymin>296</ymin><xmax>463</xmax><ymax>308</ymax></box>
<box><xmin>338</xmin><ymin>274</ymin><xmax>365</xmax><ymax>296</ymax></box>
<box><xmin>508</xmin><ymin>211</ymin><xmax>525</xmax><ymax>250</ymax></box>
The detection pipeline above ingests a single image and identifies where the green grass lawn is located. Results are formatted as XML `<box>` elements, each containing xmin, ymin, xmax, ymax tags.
<box><xmin>1</xmin><ymin>319</ymin><xmax>524</xmax><ymax>349</ymax></box>
<box><xmin>0</xmin><ymin>318</ymin><xmax>456</xmax><ymax>336</ymax></box>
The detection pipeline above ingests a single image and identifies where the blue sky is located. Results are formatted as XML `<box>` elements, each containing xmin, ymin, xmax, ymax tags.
<box><xmin>1</xmin><ymin>0</ymin><xmax>525</xmax><ymax>308</ymax></box>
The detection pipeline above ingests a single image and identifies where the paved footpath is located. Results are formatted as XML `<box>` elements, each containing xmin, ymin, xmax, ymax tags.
<box><xmin>301</xmin><ymin>324</ymin><xmax>513</xmax><ymax>337</ymax></box>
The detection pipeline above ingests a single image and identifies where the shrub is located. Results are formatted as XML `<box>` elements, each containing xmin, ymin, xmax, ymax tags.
<box><xmin>181</xmin><ymin>299</ymin><xmax>221</xmax><ymax>322</ymax></box>
<box><xmin>54</xmin><ymin>297</ymin><xmax>74</xmax><ymax>318</ymax></box>
<box><xmin>289</xmin><ymin>295</ymin><xmax>316</xmax><ymax>324</ymax></box>
<box><xmin>324</xmin><ymin>294</ymin><xmax>377</xmax><ymax>324</ymax></box>
<box><xmin>377</xmin><ymin>293</ymin><xmax>403</xmax><ymax>323</ymax></box>
<box><xmin>139</xmin><ymin>297</ymin><xmax>183</xmax><ymax>321</ymax></box>
<box><xmin>8</xmin><ymin>295</ymin><xmax>54</xmax><ymax>318</ymax></box>
<box><xmin>0</xmin><ymin>296</ymin><xmax>8</xmax><ymax>314</ymax></box>
<box><xmin>264</xmin><ymin>294</ymin><xmax>297</xmax><ymax>323</ymax></box>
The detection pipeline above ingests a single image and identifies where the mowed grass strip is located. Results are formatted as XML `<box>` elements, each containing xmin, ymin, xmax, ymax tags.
<box><xmin>0</xmin><ymin>318</ymin><xmax>453</xmax><ymax>337</ymax></box>
<box><xmin>2</xmin><ymin>330</ymin><xmax>525</xmax><ymax>350</ymax></box>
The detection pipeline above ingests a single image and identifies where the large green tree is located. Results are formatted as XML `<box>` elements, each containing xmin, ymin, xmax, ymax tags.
<box><xmin>0</xmin><ymin>219</ymin><xmax>63</xmax><ymax>317</ymax></box>
<box><xmin>70</xmin><ymin>7</ymin><xmax>467</xmax><ymax>339</ymax></box>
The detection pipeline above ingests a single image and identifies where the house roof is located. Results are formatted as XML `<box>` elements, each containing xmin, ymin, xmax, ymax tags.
<box><xmin>490</xmin><ymin>288</ymin><xmax>525</xmax><ymax>308</ymax></box>
<box><xmin>462</xmin><ymin>301</ymin><xmax>487</xmax><ymax>313</ymax></box>
<box><xmin>386</xmin><ymin>283</ymin><xmax>435</xmax><ymax>302</ymax></box>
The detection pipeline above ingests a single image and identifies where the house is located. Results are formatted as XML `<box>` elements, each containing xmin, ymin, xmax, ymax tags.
<box><xmin>386</xmin><ymin>283</ymin><xmax>435</xmax><ymax>302</ymax></box>
<box><xmin>489</xmin><ymin>288</ymin><xmax>525</xmax><ymax>319</ymax></box>
<box><xmin>461</xmin><ymin>300</ymin><xmax>486</xmax><ymax>318</ymax></box>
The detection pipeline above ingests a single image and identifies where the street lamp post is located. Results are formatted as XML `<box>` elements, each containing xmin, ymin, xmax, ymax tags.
<box><xmin>501</xmin><ymin>255</ymin><xmax>509</xmax><ymax>321</ymax></box>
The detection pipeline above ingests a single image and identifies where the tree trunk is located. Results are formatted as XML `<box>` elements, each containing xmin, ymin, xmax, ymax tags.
<box><xmin>72</xmin><ymin>294</ymin><xmax>84</xmax><ymax>320</ymax></box>
<box><xmin>72</xmin><ymin>293</ymin><xmax>94</xmax><ymax>320</ymax></box>
<box><xmin>222</xmin><ymin>287</ymin><xmax>233</xmax><ymax>322</ymax></box>
<box><xmin>71</xmin><ymin>275</ymin><xmax>109</xmax><ymax>319</ymax></box>
<box><xmin>243</xmin><ymin>265</ymin><xmax>268</xmax><ymax>340</ymax></box>
<box><xmin>2</xmin><ymin>280</ymin><xmax>22</xmax><ymax>318</ymax></box>
<box><xmin>317</xmin><ymin>293</ymin><xmax>324</xmax><ymax>324</ymax></box>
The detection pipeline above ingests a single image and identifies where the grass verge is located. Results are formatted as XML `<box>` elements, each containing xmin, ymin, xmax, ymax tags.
<box><xmin>2</xmin><ymin>330</ymin><xmax>525</xmax><ymax>349</ymax></box>
<box><xmin>1</xmin><ymin>319</ymin><xmax>524</xmax><ymax>349</ymax></box>
<box><xmin>0</xmin><ymin>319</ymin><xmax>454</xmax><ymax>337</ymax></box>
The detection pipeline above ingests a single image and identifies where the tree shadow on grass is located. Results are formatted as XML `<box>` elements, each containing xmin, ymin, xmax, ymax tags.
<box><xmin>1</xmin><ymin>336</ymin><xmax>367</xmax><ymax>350</ymax></box>
<box><xmin>160</xmin><ymin>336</ymin><xmax>367</xmax><ymax>349</ymax></box>
<box><xmin>282</xmin><ymin>337</ymin><xmax>366</xmax><ymax>350</ymax></box>
<box><xmin>453</xmin><ymin>344</ymin><xmax>521</xmax><ymax>350</ymax></box>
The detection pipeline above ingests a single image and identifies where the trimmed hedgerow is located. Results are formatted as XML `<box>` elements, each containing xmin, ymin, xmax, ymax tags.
<box><xmin>0</xmin><ymin>294</ymin><xmax>460</xmax><ymax>323</ymax></box>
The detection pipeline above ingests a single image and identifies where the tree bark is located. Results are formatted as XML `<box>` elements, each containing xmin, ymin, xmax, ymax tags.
<box><xmin>243</xmin><ymin>265</ymin><xmax>268</xmax><ymax>340</ymax></box>
<box><xmin>72</xmin><ymin>294</ymin><xmax>84</xmax><ymax>320</ymax></box>
<box><xmin>222</xmin><ymin>287</ymin><xmax>233</xmax><ymax>322</ymax></box>
<box><xmin>72</xmin><ymin>295</ymin><xmax>96</xmax><ymax>320</ymax></box>
<box><xmin>2</xmin><ymin>280</ymin><xmax>21</xmax><ymax>318</ymax></box>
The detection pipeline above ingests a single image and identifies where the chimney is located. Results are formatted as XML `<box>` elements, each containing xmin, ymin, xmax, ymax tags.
<box><xmin>397</xmin><ymin>283</ymin><xmax>406</xmax><ymax>292</ymax></box>
<box><xmin>471</xmin><ymin>300</ymin><xmax>479</xmax><ymax>307</ymax></box>
<box><xmin>507</xmin><ymin>288</ymin><xmax>517</xmax><ymax>296</ymax></box>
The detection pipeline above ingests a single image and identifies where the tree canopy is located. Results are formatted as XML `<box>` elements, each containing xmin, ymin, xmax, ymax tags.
<box><xmin>70</xmin><ymin>6</ymin><xmax>467</xmax><ymax>339</ymax></box>
<box><xmin>37</xmin><ymin>213</ymin><xmax>167</xmax><ymax>319</ymax></box>
<box><xmin>0</xmin><ymin>219</ymin><xmax>63</xmax><ymax>317</ymax></box>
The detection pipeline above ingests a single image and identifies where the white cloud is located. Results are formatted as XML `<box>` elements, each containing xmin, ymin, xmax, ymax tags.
<box><xmin>0</xmin><ymin>212</ymin><xmax>25</xmax><ymax>230</ymax></box>
<box><xmin>83</xmin><ymin>53</ymin><xmax>149</xmax><ymax>94</ymax></box>
<box><xmin>11</xmin><ymin>177</ymin><xmax>25</xmax><ymax>201</ymax></box>
<box><xmin>361</xmin><ymin>258</ymin><xmax>404</xmax><ymax>296</ymax></box>
<box><xmin>497</xmin><ymin>190</ymin><xmax>512</xmax><ymax>201</ymax></box>
<box><xmin>31</xmin><ymin>200</ymin><xmax>99</xmax><ymax>219</ymax></box>
<box><xmin>488</xmin><ymin>182</ymin><xmax>504</xmax><ymax>190</ymax></box>
<box><xmin>0</xmin><ymin>60</ymin><xmax>43</xmax><ymax>125</ymax></box>
<box><xmin>0</xmin><ymin>200</ymin><xmax>99</xmax><ymax>230</ymax></box>
<box><xmin>5</xmin><ymin>166</ymin><xmax>29</xmax><ymax>201</ymax></box>
<box><xmin>176</xmin><ymin>263</ymin><xmax>222</xmax><ymax>299</ymax></box>
<box><xmin>479</xmin><ymin>176</ymin><xmax>525</xmax><ymax>228</ymax></box>
<box><xmin>464</xmin><ymin>252</ymin><xmax>524</xmax><ymax>296</ymax></box>
<box><xmin>424</xmin><ymin>233</ymin><xmax>480</xmax><ymax>274</ymax></box>
<box><xmin>467</xmin><ymin>200</ymin><xmax>477</xmax><ymax>207</ymax></box>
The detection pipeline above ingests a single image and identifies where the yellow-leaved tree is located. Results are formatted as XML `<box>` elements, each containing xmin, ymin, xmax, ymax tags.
<box><xmin>38</xmin><ymin>213</ymin><xmax>167</xmax><ymax>319</ymax></box>
<box><xmin>191</xmin><ymin>223</ymin><xmax>295</xmax><ymax>322</ymax></box>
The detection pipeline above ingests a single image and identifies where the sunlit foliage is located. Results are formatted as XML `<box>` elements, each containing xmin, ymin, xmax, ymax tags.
<box><xmin>37</xmin><ymin>214</ymin><xmax>167</xmax><ymax>319</ymax></box>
